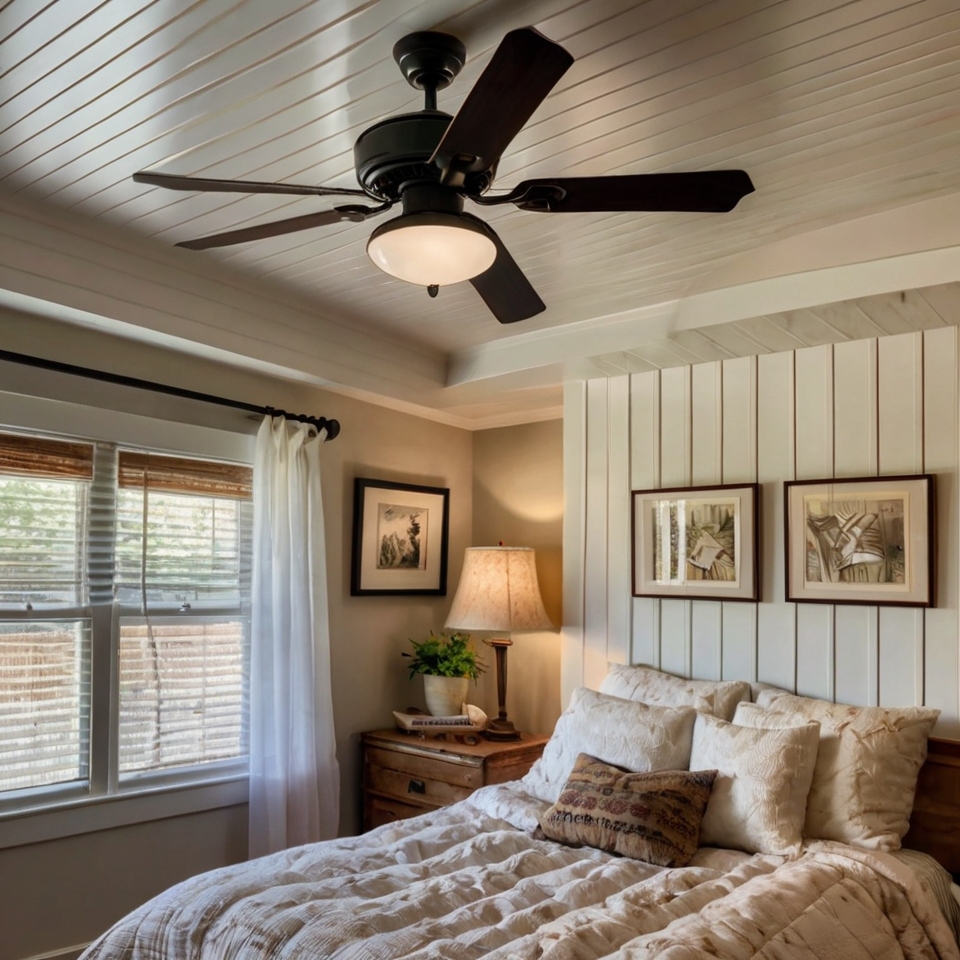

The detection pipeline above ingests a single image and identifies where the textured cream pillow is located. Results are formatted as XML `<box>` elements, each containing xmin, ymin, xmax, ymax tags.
<box><xmin>754</xmin><ymin>691</ymin><xmax>939</xmax><ymax>850</ymax></box>
<box><xmin>521</xmin><ymin>687</ymin><xmax>697</xmax><ymax>803</ymax></box>
<box><xmin>600</xmin><ymin>663</ymin><xmax>751</xmax><ymax>721</ymax></box>
<box><xmin>750</xmin><ymin>681</ymin><xmax>790</xmax><ymax>702</ymax></box>
<box><xmin>690</xmin><ymin>712</ymin><xmax>820</xmax><ymax>856</ymax></box>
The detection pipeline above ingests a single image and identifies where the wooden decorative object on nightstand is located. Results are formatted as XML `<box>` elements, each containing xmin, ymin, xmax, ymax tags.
<box><xmin>361</xmin><ymin>728</ymin><xmax>548</xmax><ymax>831</ymax></box>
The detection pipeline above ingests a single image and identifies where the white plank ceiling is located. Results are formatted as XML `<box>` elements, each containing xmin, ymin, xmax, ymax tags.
<box><xmin>2</xmin><ymin>0</ymin><xmax>960</xmax><ymax>421</ymax></box>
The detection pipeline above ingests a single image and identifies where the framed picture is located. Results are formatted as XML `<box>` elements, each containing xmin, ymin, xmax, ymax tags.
<box><xmin>632</xmin><ymin>483</ymin><xmax>759</xmax><ymax>601</ymax></box>
<box><xmin>351</xmin><ymin>478</ymin><xmax>450</xmax><ymax>596</ymax></box>
<box><xmin>784</xmin><ymin>474</ymin><xmax>934</xmax><ymax>607</ymax></box>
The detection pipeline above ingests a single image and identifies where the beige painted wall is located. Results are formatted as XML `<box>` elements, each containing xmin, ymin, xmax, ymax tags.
<box><xmin>0</xmin><ymin>309</ymin><xmax>475</xmax><ymax>959</ymax></box>
<box><xmin>0</xmin><ymin>806</ymin><xmax>248</xmax><ymax>960</ymax></box>
<box><xmin>472</xmin><ymin>420</ymin><xmax>564</xmax><ymax>736</ymax></box>
<box><xmin>320</xmin><ymin>390</ymin><xmax>474</xmax><ymax>832</ymax></box>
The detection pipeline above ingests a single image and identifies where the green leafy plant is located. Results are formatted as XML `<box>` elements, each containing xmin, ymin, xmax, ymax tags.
<box><xmin>403</xmin><ymin>632</ymin><xmax>485</xmax><ymax>681</ymax></box>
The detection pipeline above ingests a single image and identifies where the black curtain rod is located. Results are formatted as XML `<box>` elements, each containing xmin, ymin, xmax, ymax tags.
<box><xmin>0</xmin><ymin>348</ymin><xmax>341</xmax><ymax>441</ymax></box>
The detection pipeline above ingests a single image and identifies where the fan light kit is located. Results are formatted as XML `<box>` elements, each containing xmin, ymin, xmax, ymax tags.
<box><xmin>367</xmin><ymin>212</ymin><xmax>497</xmax><ymax>286</ymax></box>
<box><xmin>133</xmin><ymin>27</ymin><xmax>754</xmax><ymax>324</ymax></box>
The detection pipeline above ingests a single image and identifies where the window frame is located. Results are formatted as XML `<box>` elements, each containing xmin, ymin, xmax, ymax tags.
<box><xmin>0</xmin><ymin>395</ymin><xmax>254</xmax><ymax>848</ymax></box>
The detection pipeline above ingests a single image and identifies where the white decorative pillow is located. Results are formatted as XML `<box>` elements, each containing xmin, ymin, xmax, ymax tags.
<box><xmin>521</xmin><ymin>687</ymin><xmax>696</xmax><ymax>803</ymax></box>
<box><xmin>600</xmin><ymin>663</ymin><xmax>750</xmax><ymax>721</ymax></box>
<box><xmin>690</xmin><ymin>712</ymin><xmax>820</xmax><ymax>856</ymax></box>
<box><xmin>750</xmin><ymin>681</ymin><xmax>790</xmax><ymax>702</ymax></box>
<box><xmin>733</xmin><ymin>701</ymin><xmax>807</xmax><ymax>728</ymax></box>
<box><xmin>754</xmin><ymin>691</ymin><xmax>939</xmax><ymax>850</ymax></box>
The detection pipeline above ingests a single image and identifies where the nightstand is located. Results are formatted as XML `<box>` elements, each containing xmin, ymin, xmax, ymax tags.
<box><xmin>361</xmin><ymin>728</ymin><xmax>549</xmax><ymax>831</ymax></box>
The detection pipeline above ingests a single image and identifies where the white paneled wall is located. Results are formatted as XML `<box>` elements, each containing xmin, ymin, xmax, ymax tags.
<box><xmin>562</xmin><ymin>329</ymin><xmax>960</xmax><ymax>736</ymax></box>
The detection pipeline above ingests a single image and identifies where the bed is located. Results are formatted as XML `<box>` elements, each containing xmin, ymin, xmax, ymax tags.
<box><xmin>81</xmin><ymin>667</ymin><xmax>960</xmax><ymax>960</ymax></box>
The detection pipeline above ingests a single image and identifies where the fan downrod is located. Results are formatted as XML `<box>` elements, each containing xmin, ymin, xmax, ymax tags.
<box><xmin>393</xmin><ymin>32</ymin><xmax>466</xmax><ymax>110</ymax></box>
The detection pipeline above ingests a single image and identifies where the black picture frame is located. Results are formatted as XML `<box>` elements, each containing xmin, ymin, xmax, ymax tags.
<box><xmin>631</xmin><ymin>483</ymin><xmax>760</xmax><ymax>601</ymax></box>
<box><xmin>784</xmin><ymin>474</ymin><xmax>934</xmax><ymax>607</ymax></box>
<box><xmin>351</xmin><ymin>478</ymin><xmax>450</xmax><ymax>596</ymax></box>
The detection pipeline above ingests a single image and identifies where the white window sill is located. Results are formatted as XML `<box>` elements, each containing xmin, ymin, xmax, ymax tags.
<box><xmin>0</xmin><ymin>774</ymin><xmax>249</xmax><ymax>850</ymax></box>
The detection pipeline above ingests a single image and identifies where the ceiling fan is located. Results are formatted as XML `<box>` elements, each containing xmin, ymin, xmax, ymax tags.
<box><xmin>134</xmin><ymin>28</ymin><xmax>754</xmax><ymax>324</ymax></box>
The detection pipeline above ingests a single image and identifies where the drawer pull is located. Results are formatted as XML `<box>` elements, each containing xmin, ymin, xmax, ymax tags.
<box><xmin>407</xmin><ymin>778</ymin><xmax>426</xmax><ymax>795</ymax></box>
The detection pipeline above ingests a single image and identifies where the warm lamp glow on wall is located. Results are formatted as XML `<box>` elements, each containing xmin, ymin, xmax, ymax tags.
<box><xmin>445</xmin><ymin>546</ymin><xmax>554</xmax><ymax>740</ymax></box>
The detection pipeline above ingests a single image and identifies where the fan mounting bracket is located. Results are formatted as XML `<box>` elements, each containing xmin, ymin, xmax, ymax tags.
<box><xmin>393</xmin><ymin>32</ymin><xmax>466</xmax><ymax>108</ymax></box>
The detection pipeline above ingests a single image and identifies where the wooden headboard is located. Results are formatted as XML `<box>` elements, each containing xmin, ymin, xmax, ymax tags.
<box><xmin>905</xmin><ymin>737</ymin><xmax>960</xmax><ymax>877</ymax></box>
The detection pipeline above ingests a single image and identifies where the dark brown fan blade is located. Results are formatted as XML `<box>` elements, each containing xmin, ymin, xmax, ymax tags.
<box><xmin>177</xmin><ymin>205</ymin><xmax>383</xmax><ymax>250</ymax></box>
<box><xmin>492</xmin><ymin>171</ymin><xmax>755</xmax><ymax>213</ymax></box>
<box><xmin>466</xmin><ymin>217</ymin><xmax>545</xmax><ymax>324</ymax></box>
<box><xmin>430</xmin><ymin>28</ymin><xmax>573</xmax><ymax>188</ymax></box>
<box><xmin>134</xmin><ymin>171</ymin><xmax>367</xmax><ymax>198</ymax></box>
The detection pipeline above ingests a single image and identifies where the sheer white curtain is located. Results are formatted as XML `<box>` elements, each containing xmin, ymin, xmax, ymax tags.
<box><xmin>249</xmin><ymin>416</ymin><xmax>339</xmax><ymax>857</ymax></box>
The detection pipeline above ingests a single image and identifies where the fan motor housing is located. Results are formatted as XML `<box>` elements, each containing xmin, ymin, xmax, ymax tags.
<box><xmin>354</xmin><ymin>111</ymin><xmax>494</xmax><ymax>201</ymax></box>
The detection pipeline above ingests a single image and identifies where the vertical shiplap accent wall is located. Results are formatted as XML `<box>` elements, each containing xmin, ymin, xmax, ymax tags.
<box><xmin>564</xmin><ymin>330</ymin><xmax>960</xmax><ymax>736</ymax></box>
<box><xmin>630</xmin><ymin>371</ymin><xmax>660</xmax><ymax>669</ymax></box>
<box><xmin>561</xmin><ymin>380</ymin><xmax>587</xmax><ymax>699</ymax></box>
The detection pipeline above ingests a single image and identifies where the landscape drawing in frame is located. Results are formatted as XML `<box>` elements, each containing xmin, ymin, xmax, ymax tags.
<box><xmin>784</xmin><ymin>474</ymin><xmax>934</xmax><ymax>607</ymax></box>
<box><xmin>351</xmin><ymin>478</ymin><xmax>450</xmax><ymax>596</ymax></box>
<box><xmin>631</xmin><ymin>483</ymin><xmax>759</xmax><ymax>601</ymax></box>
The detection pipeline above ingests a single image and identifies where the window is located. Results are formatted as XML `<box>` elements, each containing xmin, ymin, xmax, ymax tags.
<box><xmin>0</xmin><ymin>432</ymin><xmax>252</xmax><ymax>808</ymax></box>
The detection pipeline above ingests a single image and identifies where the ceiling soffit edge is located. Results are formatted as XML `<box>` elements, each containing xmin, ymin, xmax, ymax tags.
<box><xmin>0</xmin><ymin>195</ymin><xmax>448</xmax><ymax>395</ymax></box>
<box><xmin>448</xmin><ymin>243</ymin><xmax>960</xmax><ymax>388</ymax></box>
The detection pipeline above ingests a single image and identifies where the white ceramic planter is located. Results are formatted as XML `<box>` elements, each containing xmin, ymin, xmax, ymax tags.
<box><xmin>423</xmin><ymin>675</ymin><xmax>469</xmax><ymax>717</ymax></box>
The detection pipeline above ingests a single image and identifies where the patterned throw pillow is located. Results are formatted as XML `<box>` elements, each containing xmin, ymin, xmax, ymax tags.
<box><xmin>538</xmin><ymin>753</ymin><xmax>717</xmax><ymax>867</ymax></box>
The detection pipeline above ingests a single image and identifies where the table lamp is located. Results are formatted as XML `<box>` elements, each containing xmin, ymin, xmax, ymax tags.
<box><xmin>445</xmin><ymin>546</ymin><xmax>554</xmax><ymax>740</ymax></box>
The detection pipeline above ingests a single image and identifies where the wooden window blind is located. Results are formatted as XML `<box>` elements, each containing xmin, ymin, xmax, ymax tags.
<box><xmin>117</xmin><ymin>452</ymin><xmax>251</xmax><ymax>499</ymax></box>
<box><xmin>0</xmin><ymin>432</ymin><xmax>93</xmax><ymax>481</ymax></box>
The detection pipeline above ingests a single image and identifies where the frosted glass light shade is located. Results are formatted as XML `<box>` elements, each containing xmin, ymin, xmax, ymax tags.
<box><xmin>367</xmin><ymin>212</ymin><xmax>497</xmax><ymax>286</ymax></box>
<box><xmin>445</xmin><ymin>546</ymin><xmax>554</xmax><ymax>632</ymax></box>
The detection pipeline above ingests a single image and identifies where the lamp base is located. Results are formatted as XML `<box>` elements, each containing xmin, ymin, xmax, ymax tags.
<box><xmin>481</xmin><ymin>636</ymin><xmax>521</xmax><ymax>740</ymax></box>
<box><xmin>482</xmin><ymin>717</ymin><xmax>521</xmax><ymax>741</ymax></box>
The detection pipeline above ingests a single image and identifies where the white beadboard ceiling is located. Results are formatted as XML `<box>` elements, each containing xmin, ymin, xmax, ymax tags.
<box><xmin>2</xmin><ymin>0</ymin><xmax>960</xmax><ymax>425</ymax></box>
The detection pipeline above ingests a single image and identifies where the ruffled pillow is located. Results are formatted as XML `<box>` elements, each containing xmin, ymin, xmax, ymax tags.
<box><xmin>521</xmin><ymin>687</ymin><xmax>696</xmax><ymax>803</ymax></box>
<box><xmin>600</xmin><ymin>663</ymin><xmax>750</xmax><ymax>721</ymax></box>
<box><xmin>753</xmin><ymin>691</ymin><xmax>939</xmax><ymax>850</ymax></box>
<box><xmin>538</xmin><ymin>753</ymin><xmax>717</xmax><ymax>867</ymax></box>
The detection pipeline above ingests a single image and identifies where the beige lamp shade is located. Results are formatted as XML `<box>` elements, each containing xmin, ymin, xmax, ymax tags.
<box><xmin>445</xmin><ymin>546</ymin><xmax>554</xmax><ymax>632</ymax></box>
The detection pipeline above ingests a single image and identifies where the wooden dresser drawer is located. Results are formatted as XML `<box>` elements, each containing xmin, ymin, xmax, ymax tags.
<box><xmin>365</xmin><ymin>762</ymin><xmax>474</xmax><ymax>807</ymax></box>
<box><xmin>361</xmin><ymin>728</ymin><xmax>548</xmax><ymax>832</ymax></box>
<box><xmin>364</xmin><ymin>744</ymin><xmax>483</xmax><ymax>790</ymax></box>
<box><xmin>365</xmin><ymin>794</ymin><xmax>427</xmax><ymax>830</ymax></box>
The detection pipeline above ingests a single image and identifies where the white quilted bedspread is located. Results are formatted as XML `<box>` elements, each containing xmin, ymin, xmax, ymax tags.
<box><xmin>81</xmin><ymin>783</ymin><xmax>960</xmax><ymax>960</ymax></box>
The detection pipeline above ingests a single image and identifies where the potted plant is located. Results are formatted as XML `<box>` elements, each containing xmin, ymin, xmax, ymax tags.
<box><xmin>403</xmin><ymin>631</ymin><xmax>485</xmax><ymax>716</ymax></box>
